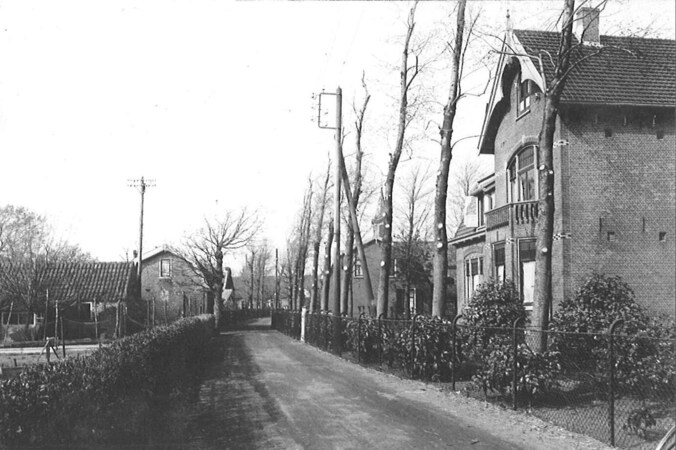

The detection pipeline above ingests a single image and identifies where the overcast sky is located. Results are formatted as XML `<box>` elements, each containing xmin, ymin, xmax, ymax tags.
<box><xmin>0</xmin><ymin>0</ymin><xmax>673</xmax><ymax>269</ymax></box>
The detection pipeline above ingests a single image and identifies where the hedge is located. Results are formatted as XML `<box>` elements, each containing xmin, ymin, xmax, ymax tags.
<box><xmin>0</xmin><ymin>314</ymin><xmax>215</xmax><ymax>446</ymax></box>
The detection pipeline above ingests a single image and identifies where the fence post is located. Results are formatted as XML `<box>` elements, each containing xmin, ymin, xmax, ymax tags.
<box><xmin>451</xmin><ymin>314</ymin><xmax>463</xmax><ymax>391</ymax></box>
<box><xmin>608</xmin><ymin>318</ymin><xmax>624</xmax><ymax>447</ymax></box>
<box><xmin>513</xmin><ymin>317</ymin><xmax>524</xmax><ymax>411</ymax></box>
<box><xmin>300</xmin><ymin>307</ymin><xmax>307</xmax><ymax>343</ymax></box>
<box><xmin>378</xmin><ymin>313</ymin><xmax>384</xmax><ymax>366</ymax></box>
<box><xmin>410</xmin><ymin>315</ymin><xmax>419</xmax><ymax>378</ymax></box>
<box><xmin>358</xmin><ymin>313</ymin><xmax>364</xmax><ymax>364</ymax></box>
<box><xmin>324</xmin><ymin>312</ymin><xmax>329</xmax><ymax>351</ymax></box>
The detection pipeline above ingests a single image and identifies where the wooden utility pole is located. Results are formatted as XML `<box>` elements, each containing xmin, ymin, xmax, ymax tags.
<box><xmin>128</xmin><ymin>177</ymin><xmax>155</xmax><ymax>280</ymax></box>
<box><xmin>317</xmin><ymin>87</ymin><xmax>343</xmax><ymax>354</ymax></box>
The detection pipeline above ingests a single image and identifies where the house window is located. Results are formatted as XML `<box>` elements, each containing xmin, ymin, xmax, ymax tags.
<box><xmin>408</xmin><ymin>288</ymin><xmax>417</xmax><ymax>316</ymax></box>
<box><xmin>393</xmin><ymin>258</ymin><xmax>399</xmax><ymax>277</ymax></box>
<box><xmin>508</xmin><ymin>145</ymin><xmax>537</xmax><ymax>202</ymax></box>
<box><xmin>517</xmin><ymin>79</ymin><xmax>537</xmax><ymax>114</ymax></box>
<box><xmin>493</xmin><ymin>242</ymin><xmax>506</xmax><ymax>283</ymax></box>
<box><xmin>478</xmin><ymin>194</ymin><xmax>485</xmax><ymax>227</ymax></box>
<box><xmin>519</xmin><ymin>240</ymin><xmax>536</xmax><ymax>311</ymax></box>
<box><xmin>160</xmin><ymin>258</ymin><xmax>172</xmax><ymax>278</ymax></box>
<box><xmin>353</xmin><ymin>259</ymin><xmax>363</xmax><ymax>278</ymax></box>
<box><xmin>464</xmin><ymin>255</ymin><xmax>484</xmax><ymax>301</ymax></box>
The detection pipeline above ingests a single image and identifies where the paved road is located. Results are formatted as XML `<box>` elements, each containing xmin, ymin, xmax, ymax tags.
<box><xmin>180</xmin><ymin>318</ymin><xmax>601</xmax><ymax>450</ymax></box>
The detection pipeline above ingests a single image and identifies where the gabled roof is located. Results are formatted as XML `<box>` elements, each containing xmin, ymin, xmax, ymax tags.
<box><xmin>0</xmin><ymin>262</ymin><xmax>135</xmax><ymax>304</ymax></box>
<box><xmin>143</xmin><ymin>246</ymin><xmax>181</xmax><ymax>261</ymax></box>
<box><xmin>479</xmin><ymin>29</ymin><xmax>676</xmax><ymax>154</ymax></box>
<box><xmin>514</xmin><ymin>30</ymin><xmax>676</xmax><ymax>107</ymax></box>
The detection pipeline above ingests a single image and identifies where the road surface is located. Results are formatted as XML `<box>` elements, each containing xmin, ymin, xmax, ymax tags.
<box><xmin>179</xmin><ymin>318</ymin><xmax>609</xmax><ymax>450</ymax></box>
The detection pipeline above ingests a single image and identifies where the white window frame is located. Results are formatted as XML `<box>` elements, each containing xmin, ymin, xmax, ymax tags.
<box><xmin>160</xmin><ymin>258</ymin><xmax>172</xmax><ymax>278</ymax></box>
<box><xmin>508</xmin><ymin>145</ymin><xmax>539</xmax><ymax>203</ymax></box>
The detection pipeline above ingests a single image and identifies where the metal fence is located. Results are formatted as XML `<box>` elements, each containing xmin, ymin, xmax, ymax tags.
<box><xmin>271</xmin><ymin>310</ymin><xmax>675</xmax><ymax>449</ymax></box>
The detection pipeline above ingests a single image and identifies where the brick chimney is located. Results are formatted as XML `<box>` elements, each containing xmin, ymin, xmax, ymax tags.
<box><xmin>574</xmin><ymin>7</ymin><xmax>601</xmax><ymax>45</ymax></box>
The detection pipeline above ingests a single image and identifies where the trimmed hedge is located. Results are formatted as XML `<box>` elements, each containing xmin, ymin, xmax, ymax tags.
<box><xmin>0</xmin><ymin>314</ymin><xmax>214</xmax><ymax>446</ymax></box>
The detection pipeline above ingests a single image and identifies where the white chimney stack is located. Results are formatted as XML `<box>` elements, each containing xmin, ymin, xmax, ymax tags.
<box><xmin>574</xmin><ymin>7</ymin><xmax>601</xmax><ymax>46</ymax></box>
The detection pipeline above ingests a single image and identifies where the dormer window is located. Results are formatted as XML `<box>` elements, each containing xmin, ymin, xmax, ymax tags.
<box><xmin>517</xmin><ymin>78</ymin><xmax>538</xmax><ymax>115</ymax></box>
<box><xmin>508</xmin><ymin>145</ymin><xmax>537</xmax><ymax>202</ymax></box>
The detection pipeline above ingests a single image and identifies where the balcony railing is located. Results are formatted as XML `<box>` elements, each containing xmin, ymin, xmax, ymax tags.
<box><xmin>485</xmin><ymin>201</ymin><xmax>539</xmax><ymax>230</ymax></box>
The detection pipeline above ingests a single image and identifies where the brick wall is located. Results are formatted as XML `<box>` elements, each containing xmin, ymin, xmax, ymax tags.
<box><xmin>141</xmin><ymin>252</ymin><xmax>207</xmax><ymax>324</ymax></box>
<box><xmin>563</xmin><ymin>106</ymin><xmax>675</xmax><ymax>316</ymax></box>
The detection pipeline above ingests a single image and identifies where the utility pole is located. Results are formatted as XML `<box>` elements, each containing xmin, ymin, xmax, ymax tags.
<box><xmin>316</xmin><ymin>87</ymin><xmax>343</xmax><ymax>354</ymax></box>
<box><xmin>128</xmin><ymin>177</ymin><xmax>155</xmax><ymax>280</ymax></box>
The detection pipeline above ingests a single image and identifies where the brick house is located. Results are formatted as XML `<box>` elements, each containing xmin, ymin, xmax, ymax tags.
<box><xmin>347</xmin><ymin>238</ymin><xmax>456</xmax><ymax>318</ymax></box>
<box><xmin>451</xmin><ymin>10</ymin><xmax>675</xmax><ymax>316</ymax></box>
<box><xmin>0</xmin><ymin>261</ymin><xmax>136</xmax><ymax>342</ymax></box>
<box><xmin>141</xmin><ymin>247</ymin><xmax>209</xmax><ymax>325</ymax></box>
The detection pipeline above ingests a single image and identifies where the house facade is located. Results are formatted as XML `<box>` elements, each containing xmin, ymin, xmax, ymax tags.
<box><xmin>0</xmin><ymin>261</ymin><xmax>136</xmax><ymax>342</ymax></box>
<box><xmin>451</xmin><ymin>10</ymin><xmax>675</xmax><ymax>316</ymax></box>
<box><xmin>140</xmin><ymin>247</ymin><xmax>209</xmax><ymax>325</ymax></box>
<box><xmin>346</xmin><ymin>238</ymin><xmax>456</xmax><ymax>318</ymax></box>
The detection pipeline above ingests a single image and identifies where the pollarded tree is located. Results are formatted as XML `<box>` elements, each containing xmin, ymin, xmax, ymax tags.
<box><xmin>180</xmin><ymin>209</ymin><xmax>261</xmax><ymax>327</ymax></box>
<box><xmin>377</xmin><ymin>2</ymin><xmax>423</xmax><ymax>318</ymax></box>
<box><xmin>432</xmin><ymin>0</ymin><xmax>468</xmax><ymax>318</ymax></box>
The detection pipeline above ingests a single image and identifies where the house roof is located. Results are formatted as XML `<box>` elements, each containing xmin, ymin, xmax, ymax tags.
<box><xmin>479</xmin><ymin>29</ymin><xmax>675</xmax><ymax>154</ymax></box>
<box><xmin>143</xmin><ymin>246</ymin><xmax>181</xmax><ymax>261</ymax></box>
<box><xmin>0</xmin><ymin>262</ymin><xmax>135</xmax><ymax>305</ymax></box>
<box><xmin>513</xmin><ymin>30</ymin><xmax>676</xmax><ymax>107</ymax></box>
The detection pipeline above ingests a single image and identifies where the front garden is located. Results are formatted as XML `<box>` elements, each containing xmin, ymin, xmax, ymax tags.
<box><xmin>274</xmin><ymin>274</ymin><xmax>675</xmax><ymax>449</ymax></box>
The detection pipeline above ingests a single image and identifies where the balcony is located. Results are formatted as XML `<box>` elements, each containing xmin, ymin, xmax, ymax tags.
<box><xmin>485</xmin><ymin>201</ymin><xmax>539</xmax><ymax>230</ymax></box>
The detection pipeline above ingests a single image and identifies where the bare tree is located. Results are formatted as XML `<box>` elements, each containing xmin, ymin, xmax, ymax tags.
<box><xmin>532</xmin><ymin>0</ymin><xmax>584</xmax><ymax>351</ymax></box>
<box><xmin>310</xmin><ymin>159</ymin><xmax>331</xmax><ymax>313</ymax></box>
<box><xmin>432</xmin><ymin>0</ymin><xmax>468</xmax><ymax>317</ymax></box>
<box><xmin>179</xmin><ymin>209</ymin><xmax>261</xmax><ymax>327</ymax></box>
<box><xmin>447</xmin><ymin>159</ymin><xmax>483</xmax><ymax>233</ymax></box>
<box><xmin>293</xmin><ymin>180</ymin><xmax>313</xmax><ymax>310</ymax></box>
<box><xmin>320</xmin><ymin>219</ymin><xmax>334</xmax><ymax>312</ymax></box>
<box><xmin>377</xmin><ymin>3</ymin><xmax>422</xmax><ymax>318</ymax></box>
<box><xmin>341</xmin><ymin>73</ymin><xmax>371</xmax><ymax>316</ymax></box>
<box><xmin>394</xmin><ymin>163</ymin><xmax>434</xmax><ymax>318</ymax></box>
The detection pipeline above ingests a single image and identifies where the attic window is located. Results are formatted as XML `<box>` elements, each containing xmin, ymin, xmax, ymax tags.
<box><xmin>517</xmin><ymin>79</ymin><xmax>537</xmax><ymax>115</ymax></box>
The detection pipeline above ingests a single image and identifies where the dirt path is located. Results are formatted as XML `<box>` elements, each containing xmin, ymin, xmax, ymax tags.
<box><xmin>180</xmin><ymin>318</ymin><xmax>611</xmax><ymax>449</ymax></box>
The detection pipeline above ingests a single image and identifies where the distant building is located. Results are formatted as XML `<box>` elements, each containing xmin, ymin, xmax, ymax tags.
<box><xmin>141</xmin><ymin>247</ymin><xmax>209</xmax><ymax>325</ymax></box>
<box><xmin>451</xmin><ymin>9</ymin><xmax>675</xmax><ymax>316</ymax></box>
<box><xmin>343</xmin><ymin>238</ymin><xmax>456</xmax><ymax>318</ymax></box>
<box><xmin>0</xmin><ymin>261</ymin><xmax>136</xmax><ymax>342</ymax></box>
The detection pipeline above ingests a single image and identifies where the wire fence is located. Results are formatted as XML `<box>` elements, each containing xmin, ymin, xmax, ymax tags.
<box><xmin>271</xmin><ymin>310</ymin><xmax>675</xmax><ymax>449</ymax></box>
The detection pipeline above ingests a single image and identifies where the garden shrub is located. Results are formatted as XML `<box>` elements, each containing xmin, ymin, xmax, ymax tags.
<box><xmin>550</xmin><ymin>273</ymin><xmax>674</xmax><ymax>399</ymax></box>
<box><xmin>461</xmin><ymin>280</ymin><xmax>560</xmax><ymax>401</ymax></box>
<box><xmin>0</xmin><ymin>314</ymin><xmax>214</xmax><ymax>446</ymax></box>
<box><xmin>462</xmin><ymin>280</ymin><xmax>525</xmax><ymax>360</ymax></box>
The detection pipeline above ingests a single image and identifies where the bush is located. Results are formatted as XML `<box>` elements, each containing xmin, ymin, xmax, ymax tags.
<box><xmin>0</xmin><ymin>315</ymin><xmax>214</xmax><ymax>446</ymax></box>
<box><xmin>461</xmin><ymin>280</ymin><xmax>560</xmax><ymax>401</ymax></box>
<box><xmin>462</xmin><ymin>280</ymin><xmax>525</xmax><ymax>360</ymax></box>
<box><xmin>550</xmin><ymin>273</ymin><xmax>674</xmax><ymax>399</ymax></box>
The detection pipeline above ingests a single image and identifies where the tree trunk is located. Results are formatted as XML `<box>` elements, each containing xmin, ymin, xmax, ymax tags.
<box><xmin>432</xmin><ymin>0</ymin><xmax>466</xmax><ymax>318</ymax></box>
<box><xmin>214</xmin><ymin>249</ymin><xmax>224</xmax><ymax>328</ymax></box>
<box><xmin>532</xmin><ymin>0</ymin><xmax>575</xmax><ymax>352</ymax></box>
<box><xmin>310</xmin><ymin>241</ymin><xmax>321</xmax><ymax>312</ymax></box>
<box><xmin>377</xmin><ymin>4</ymin><xmax>417</xmax><ymax>318</ymax></box>
<box><xmin>341</xmin><ymin>225</ymin><xmax>353</xmax><ymax>315</ymax></box>
<box><xmin>320</xmin><ymin>220</ymin><xmax>334</xmax><ymax>312</ymax></box>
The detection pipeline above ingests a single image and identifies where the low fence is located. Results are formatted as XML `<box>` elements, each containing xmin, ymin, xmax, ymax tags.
<box><xmin>271</xmin><ymin>310</ymin><xmax>675</xmax><ymax>449</ymax></box>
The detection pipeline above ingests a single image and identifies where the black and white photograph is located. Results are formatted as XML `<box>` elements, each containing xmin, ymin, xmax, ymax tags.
<box><xmin>0</xmin><ymin>0</ymin><xmax>673</xmax><ymax>448</ymax></box>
